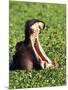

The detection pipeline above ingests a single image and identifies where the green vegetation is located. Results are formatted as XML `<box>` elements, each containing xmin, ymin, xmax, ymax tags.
<box><xmin>9</xmin><ymin>1</ymin><xmax>66</xmax><ymax>89</ymax></box>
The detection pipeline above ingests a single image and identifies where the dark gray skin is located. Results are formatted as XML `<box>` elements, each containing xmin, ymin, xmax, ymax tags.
<box><xmin>10</xmin><ymin>19</ymin><xmax>45</xmax><ymax>70</ymax></box>
<box><xmin>10</xmin><ymin>41</ymin><xmax>42</xmax><ymax>70</ymax></box>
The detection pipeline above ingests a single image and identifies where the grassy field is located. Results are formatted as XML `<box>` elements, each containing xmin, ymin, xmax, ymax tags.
<box><xmin>9</xmin><ymin>1</ymin><xmax>66</xmax><ymax>89</ymax></box>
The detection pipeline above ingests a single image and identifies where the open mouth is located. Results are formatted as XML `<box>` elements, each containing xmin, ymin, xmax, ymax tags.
<box><xmin>34</xmin><ymin>38</ymin><xmax>49</xmax><ymax>63</ymax></box>
<box><xmin>30</xmin><ymin>22</ymin><xmax>53</xmax><ymax>68</ymax></box>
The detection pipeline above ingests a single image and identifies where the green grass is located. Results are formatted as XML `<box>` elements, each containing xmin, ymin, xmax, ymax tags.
<box><xmin>9</xmin><ymin>1</ymin><xmax>66</xmax><ymax>89</ymax></box>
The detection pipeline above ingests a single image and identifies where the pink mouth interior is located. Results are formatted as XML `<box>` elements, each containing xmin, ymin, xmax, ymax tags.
<box><xmin>34</xmin><ymin>38</ymin><xmax>48</xmax><ymax>63</ymax></box>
